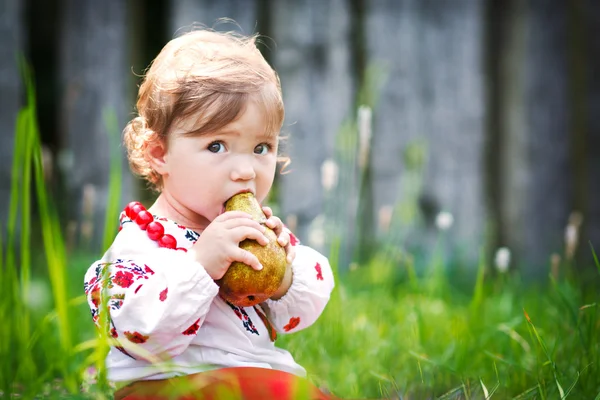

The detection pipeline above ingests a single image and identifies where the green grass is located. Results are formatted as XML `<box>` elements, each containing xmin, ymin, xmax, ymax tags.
<box><xmin>2</xmin><ymin>65</ymin><xmax>600</xmax><ymax>399</ymax></box>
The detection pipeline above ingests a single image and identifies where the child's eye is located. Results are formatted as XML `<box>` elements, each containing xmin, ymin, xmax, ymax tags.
<box><xmin>207</xmin><ymin>141</ymin><xmax>225</xmax><ymax>153</ymax></box>
<box><xmin>254</xmin><ymin>143</ymin><xmax>271</xmax><ymax>155</ymax></box>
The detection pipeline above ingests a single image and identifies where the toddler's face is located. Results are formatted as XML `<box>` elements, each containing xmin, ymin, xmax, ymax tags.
<box><xmin>158</xmin><ymin>100</ymin><xmax>279</xmax><ymax>227</ymax></box>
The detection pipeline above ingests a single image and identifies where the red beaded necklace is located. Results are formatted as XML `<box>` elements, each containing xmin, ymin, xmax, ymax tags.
<box><xmin>123</xmin><ymin>201</ymin><xmax>181</xmax><ymax>250</ymax></box>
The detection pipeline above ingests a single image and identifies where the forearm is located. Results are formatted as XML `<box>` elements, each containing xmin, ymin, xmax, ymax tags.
<box><xmin>261</xmin><ymin>245</ymin><xmax>335</xmax><ymax>333</ymax></box>
<box><xmin>269</xmin><ymin>263</ymin><xmax>293</xmax><ymax>300</ymax></box>
<box><xmin>84</xmin><ymin>249</ymin><xmax>219</xmax><ymax>359</ymax></box>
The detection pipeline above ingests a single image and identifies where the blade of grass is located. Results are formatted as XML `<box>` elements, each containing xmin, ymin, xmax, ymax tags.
<box><xmin>437</xmin><ymin>384</ymin><xmax>466</xmax><ymax>399</ymax></box>
<box><xmin>21</xmin><ymin>58</ymin><xmax>77</xmax><ymax>392</ymax></box>
<box><xmin>480</xmin><ymin>379</ymin><xmax>489</xmax><ymax>399</ymax></box>
<box><xmin>549</xmin><ymin>275</ymin><xmax>587</xmax><ymax>351</ymax></box>
<box><xmin>14</xmin><ymin>104</ymin><xmax>38</xmax><ymax>387</ymax></box>
<box><xmin>470</xmin><ymin>248</ymin><xmax>486</xmax><ymax>314</ymax></box>
<box><xmin>562</xmin><ymin>363</ymin><xmax>591</xmax><ymax>399</ymax></box>
<box><xmin>1</xmin><ymin>65</ymin><xmax>32</xmax><ymax>395</ymax></box>
<box><xmin>512</xmin><ymin>384</ymin><xmax>541</xmax><ymax>400</ymax></box>
<box><xmin>523</xmin><ymin>309</ymin><xmax>564</xmax><ymax>398</ymax></box>
<box><xmin>589</xmin><ymin>242</ymin><xmax>600</xmax><ymax>275</ymax></box>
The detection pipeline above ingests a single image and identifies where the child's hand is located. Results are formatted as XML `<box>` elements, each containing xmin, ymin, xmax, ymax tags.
<box><xmin>262</xmin><ymin>206</ymin><xmax>295</xmax><ymax>300</ymax></box>
<box><xmin>262</xmin><ymin>206</ymin><xmax>296</xmax><ymax>265</ymax></box>
<box><xmin>190</xmin><ymin>211</ymin><xmax>270</xmax><ymax>280</ymax></box>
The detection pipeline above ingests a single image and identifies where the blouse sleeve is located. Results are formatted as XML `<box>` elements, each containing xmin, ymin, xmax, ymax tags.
<box><xmin>260</xmin><ymin>231</ymin><xmax>335</xmax><ymax>334</ymax></box>
<box><xmin>83</xmin><ymin>248</ymin><xmax>219</xmax><ymax>360</ymax></box>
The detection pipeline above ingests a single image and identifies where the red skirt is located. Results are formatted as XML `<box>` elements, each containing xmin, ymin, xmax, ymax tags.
<box><xmin>114</xmin><ymin>367</ymin><xmax>338</xmax><ymax>400</ymax></box>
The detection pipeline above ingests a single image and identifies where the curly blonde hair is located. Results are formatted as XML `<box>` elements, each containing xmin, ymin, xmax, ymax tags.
<box><xmin>123</xmin><ymin>29</ymin><xmax>286</xmax><ymax>190</ymax></box>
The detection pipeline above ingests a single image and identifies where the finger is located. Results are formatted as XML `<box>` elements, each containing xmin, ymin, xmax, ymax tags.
<box><xmin>266</xmin><ymin>216</ymin><xmax>282</xmax><ymax>232</ymax></box>
<box><xmin>233</xmin><ymin>248</ymin><xmax>263</xmax><ymax>271</ymax></box>
<box><xmin>277</xmin><ymin>231</ymin><xmax>290</xmax><ymax>247</ymax></box>
<box><xmin>262</xmin><ymin>206</ymin><xmax>273</xmax><ymax>218</ymax></box>
<box><xmin>231</xmin><ymin>226</ymin><xmax>270</xmax><ymax>246</ymax></box>
<box><xmin>286</xmin><ymin>246</ymin><xmax>296</xmax><ymax>264</ymax></box>
<box><xmin>221</xmin><ymin>218</ymin><xmax>266</xmax><ymax>233</ymax></box>
<box><xmin>214</xmin><ymin>211</ymin><xmax>254</xmax><ymax>222</ymax></box>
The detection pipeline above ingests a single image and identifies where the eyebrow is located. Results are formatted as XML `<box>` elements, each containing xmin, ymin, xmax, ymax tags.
<box><xmin>215</xmin><ymin>129</ymin><xmax>277</xmax><ymax>141</ymax></box>
<box><xmin>215</xmin><ymin>129</ymin><xmax>241</xmax><ymax>137</ymax></box>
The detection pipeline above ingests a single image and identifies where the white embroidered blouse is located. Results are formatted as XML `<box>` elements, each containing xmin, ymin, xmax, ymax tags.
<box><xmin>83</xmin><ymin>210</ymin><xmax>335</xmax><ymax>383</ymax></box>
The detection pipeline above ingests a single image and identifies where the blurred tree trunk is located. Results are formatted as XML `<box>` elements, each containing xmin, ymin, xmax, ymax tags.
<box><xmin>170</xmin><ymin>0</ymin><xmax>258</xmax><ymax>36</ymax></box>
<box><xmin>270</xmin><ymin>0</ymin><xmax>355</xmax><ymax>254</ymax></box>
<box><xmin>59</xmin><ymin>0</ymin><xmax>133</xmax><ymax>251</ymax></box>
<box><xmin>365</xmin><ymin>0</ymin><xmax>487</xmax><ymax>265</ymax></box>
<box><xmin>575</xmin><ymin>0</ymin><xmax>600</xmax><ymax>267</ymax></box>
<box><xmin>498</xmin><ymin>0</ymin><xmax>571</xmax><ymax>275</ymax></box>
<box><xmin>0</xmin><ymin>0</ymin><xmax>23</xmax><ymax>242</ymax></box>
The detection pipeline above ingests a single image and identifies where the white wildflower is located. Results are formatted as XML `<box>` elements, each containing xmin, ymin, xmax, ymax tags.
<box><xmin>320</xmin><ymin>159</ymin><xmax>339</xmax><ymax>191</ymax></box>
<box><xmin>357</xmin><ymin>105</ymin><xmax>372</xmax><ymax>169</ymax></box>
<box><xmin>435</xmin><ymin>211</ymin><xmax>454</xmax><ymax>231</ymax></box>
<box><xmin>82</xmin><ymin>183</ymin><xmax>96</xmax><ymax>218</ymax></box>
<box><xmin>565</xmin><ymin>211</ymin><xmax>583</xmax><ymax>260</ymax></box>
<box><xmin>308</xmin><ymin>214</ymin><xmax>326</xmax><ymax>249</ymax></box>
<box><xmin>494</xmin><ymin>247</ymin><xmax>511</xmax><ymax>273</ymax></box>
<box><xmin>564</xmin><ymin>224</ymin><xmax>578</xmax><ymax>256</ymax></box>
<box><xmin>378</xmin><ymin>205</ymin><xmax>394</xmax><ymax>233</ymax></box>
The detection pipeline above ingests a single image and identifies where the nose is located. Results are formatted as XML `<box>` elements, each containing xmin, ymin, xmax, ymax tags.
<box><xmin>230</xmin><ymin>157</ymin><xmax>256</xmax><ymax>182</ymax></box>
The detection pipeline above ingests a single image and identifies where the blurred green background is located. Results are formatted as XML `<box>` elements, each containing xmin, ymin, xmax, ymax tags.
<box><xmin>1</xmin><ymin>0</ymin><xmax>600</xmax><ymax>398</ymax></box>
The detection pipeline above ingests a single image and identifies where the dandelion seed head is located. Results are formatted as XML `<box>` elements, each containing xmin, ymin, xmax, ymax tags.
<box><xmin>494</xmin><ymin>247</ymin><xmax>511</xmax><ymax>273</ymax></box>
<box><xmin>435</xmin><ymin>211</ymin><xmax>454</xmax><ymax>231</ymax></box>
<box><xmin>320</xmin><ymin>159</ymin><xmax>339</xmax><ymax>191</ymax></box>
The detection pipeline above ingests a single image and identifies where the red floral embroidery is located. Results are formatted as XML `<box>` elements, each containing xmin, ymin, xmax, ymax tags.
<box><xmin>86</xmin><ymin>277</ymin><xmax>97</xmax><ymax>293</ymax></box>
<box><xmin>159</xmin><ymin>288</ymin><xmax>168</xmax><ymax>301</ymax></box>
<box><xmin>124</xmin><ymin>331</ymin><xmax>149</xmax><ymax>344</ymax></box>
<box><xmin>113</xmin><ymin>271</ymin><xmax>134</xmax><ymax>288</ymax></box>
<box><xmin>289</xmin><ymin>232</ymin><xmax>299</xmax><ymax>246</ymax></box>
<box><xmin>315</xmin><ymin>262</ymin><xmax>324</xmax><ymax>280</ymax></box>
<box><xmin>134</xmin><ymin>284</ymin><xmax>143</xmax><ymax>294</ymax></box>
<box><xmin>110</xmin><ymin>327</ymin><xmax>118</xmax><ymax>338</ymax></box>
<box><xmin>182</xmin><ymin>318</ymin><xmax>201</xmax><ymax>335</ymax></box>
<box><xmin>283</xmin><ymin>317</ymin><xmax>300</xmax><ymax>332</ymax></box>
<box><xmin>144</xmin><ymin>265</ymin><xmax>155</xmax><ymax>275</ymax></box>
<box><xmin>90</xmin><ymin>285</ymin><xmax>101</xmax><ymax>307</ymax></box>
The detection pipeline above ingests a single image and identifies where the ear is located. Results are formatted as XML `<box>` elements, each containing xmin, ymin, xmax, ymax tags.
<box><xmin>146</xmin><ymin>139</ymin><xmax>169</xmax><ymax>176</ymax></box>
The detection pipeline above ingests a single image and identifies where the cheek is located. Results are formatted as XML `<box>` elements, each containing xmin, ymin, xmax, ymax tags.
<box><xmin>256</xmin><ymin>159</ymin><xmax>276</xmax><ymax>198</ymax></box>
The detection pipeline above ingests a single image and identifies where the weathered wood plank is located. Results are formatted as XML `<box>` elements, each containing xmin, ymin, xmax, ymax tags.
<box><xmin>498</xmin><ymin>0</ymin><xmax>571</xmax><ymax>274</ymax></box>
<box><xmin>0</xmin><ymin>0</ymin><xmax>23</xmax><ymax>240</ymax></box>
<box><xmin>59</xmin><ymin>0</ymin><xmax>133</xmax><ymax>249</ymax></box>
<box><xmin>170</xmin><ymin>0</ymin><xmax>258</xmax><ymax>36</ymax></box>
<box><xmin>270</xmin><ymin>0</ymin><xmax>355</xmax><ymax>252</ymax></box>
<box><xmin>365</xmin><ymin>0</ymin><xmax>487</xmax><ymax>265</ymax></box>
